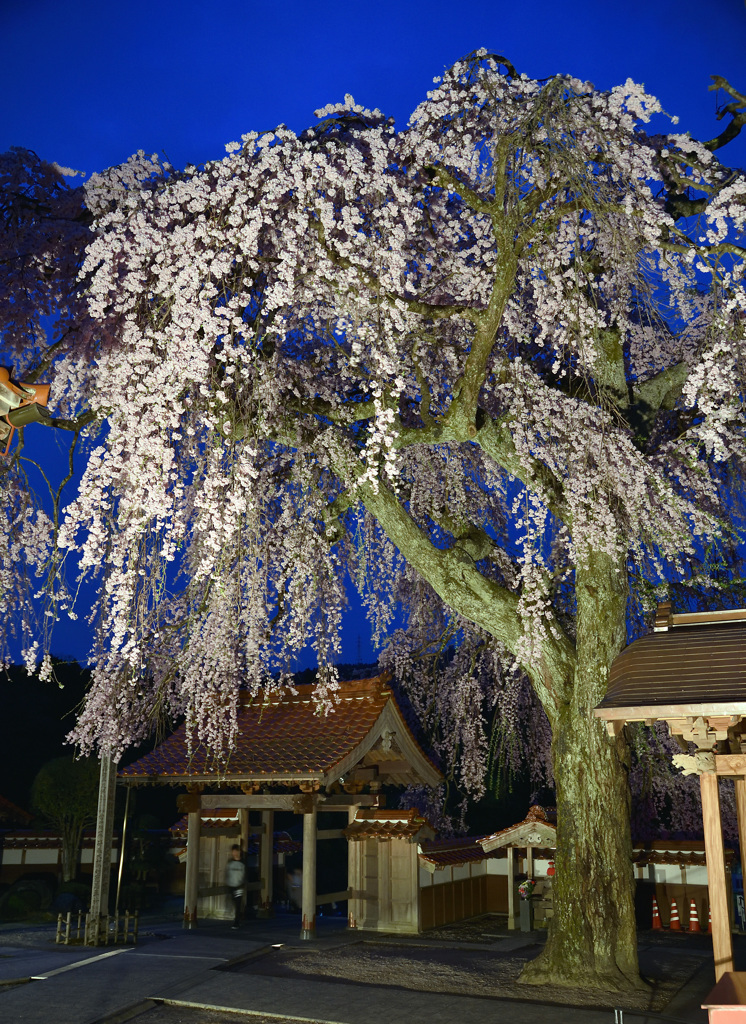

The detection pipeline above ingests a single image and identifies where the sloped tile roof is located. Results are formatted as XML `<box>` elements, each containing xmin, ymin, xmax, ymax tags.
<box><xmin>0</xmin><ymin>794</ymin><xmax>32</xmax><ymax>824</ymax></box>
<box><xmin>170</xmin><ymin>809</ymin><xmax>241</xmax><ymax>832</ymax></box>
<box><xmin>479</xmin><ymin>806</ymin><xmax>557</xmax><ymax>852</ymax></box>
<box><xmin>418</xmin><ymin>835</ymin><xmax>491</xmax><ymax>868</ymax></box>
<box><xmin>596</xmin><ymin>624</ymin><xmax>746</xmax><ymax>715</ymax></box>
<box><xmin>632</xmin><ymin>841</ymin><xmax>734</xmax><ymax>866</ymax></box>
<box><xmin>168</xmin><ymin>813</ymin><xmax>301</xmax><ymax>855</ymax></box>
<box><xmin>344</xmin><ymin>808</ymin><xmax>434</xmax><ymax>841</ymax></box>
<box><xmin>121</xmin><ymin>676</ymin><xmax>394</xmax><ymax>783</ymax></box>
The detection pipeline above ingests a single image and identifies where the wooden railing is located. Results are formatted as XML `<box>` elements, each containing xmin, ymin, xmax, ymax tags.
<box><xmin>55</xmin><ymin>910</ymin><xmax>139</xmax><ymax>946</ymax></box>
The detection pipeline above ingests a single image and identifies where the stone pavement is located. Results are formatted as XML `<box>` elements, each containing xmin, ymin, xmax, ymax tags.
<box><xmin>0</xmin><ymin>913</ymin><xmax>725</xmax><ymax>1024</ymax></box>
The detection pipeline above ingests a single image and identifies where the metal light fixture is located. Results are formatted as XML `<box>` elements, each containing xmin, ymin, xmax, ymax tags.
<box><xmin>0</xmin><ymin>368</ymin><xmax>51</xmax><ymax>455</ymax></box>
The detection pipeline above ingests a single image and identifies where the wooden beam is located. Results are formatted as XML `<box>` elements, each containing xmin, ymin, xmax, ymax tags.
<box><xmin>507</xmin><ymin>846</ymin><xmax>516</xmax><ymax>930</ymax></box>
<box><xmin>316</xmin><ymin>888</ymin><xmax>352</xmax><ymax>905</ymax></box>
<box><xmin>734</xmin><ymin>780</ymin><xmax>746</xmax><ymax>887</ymax></box>
<box><xmin>368</xmin><ymin>760</ymin><xmax>413</xmax><ymax>775</ymax></box>
<box><xmin>700</xmin><ymin>772</ymin><xmax>733</xmax><ymax>981</ymax></box>
<box><xmin>716</xmin><ymin>754</ymin><xmax>746</xmax><ymax>777</ymax></box>
<box><xmin>201</xmin><ymin>794</ymin><xmax>317</xmax><ymax>810</ymax></box>
<box><xmin>595</xmin><ymin>703</ymin><xmax>746</xmax><ymax>722</ymax></box>
<box><xmin>317</xmin><ymin>829</ymin><xmax>345</xmax><ymax>840</ymax></box>
<box><xmin>323</xmin><ymin>795</ymin><xmax>380</xmax><ymax>809</ymax></box>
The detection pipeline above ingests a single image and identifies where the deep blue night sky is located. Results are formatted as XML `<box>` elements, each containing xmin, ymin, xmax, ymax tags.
<box><xmin>2</xmin><ymin>0</ymin><xmax>746</xmax><ymax>665</ymax></box>
<box><xmin>3</xmin><ymin>0</ymin><xmax>746</xmax><ymax>171</ymax></box>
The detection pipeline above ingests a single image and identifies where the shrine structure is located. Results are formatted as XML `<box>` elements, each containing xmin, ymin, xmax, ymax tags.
<box><xmin>594</xmin><ymin>603</ymin><xmax>746</xmax><ymax>983</ymax></box>
<box><xmin>120</xmin><ymin>674</ymin><xmax>442</xmax><ymax>938</ymax></box>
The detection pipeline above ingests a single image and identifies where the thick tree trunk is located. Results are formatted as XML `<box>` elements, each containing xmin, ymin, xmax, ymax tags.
<box><xmin>520</xmin><ymin>554</ymin><xmax>646</xmax><ymax>992</ymax></box>
<box><xmin>62</xmin><ymin>825</ymin><xmax>83</xmax><ymax>883</ymax></box>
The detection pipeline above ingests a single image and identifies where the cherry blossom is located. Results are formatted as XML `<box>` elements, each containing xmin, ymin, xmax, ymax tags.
<box><xmin>2</xmin><ymin>51</ymin><xmax>745</xmax><ymax>990</ymax></box>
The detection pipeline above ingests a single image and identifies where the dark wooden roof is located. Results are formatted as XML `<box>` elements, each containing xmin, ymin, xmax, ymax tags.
<box><xmin>595</xmin><ymin>623</ymin><xmax>746</xmax><ymax>721</ymax></box>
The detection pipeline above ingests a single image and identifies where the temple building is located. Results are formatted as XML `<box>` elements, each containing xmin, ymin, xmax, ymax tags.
<box><xmin>120</xmin><ymin>674</ymin><xmax>442</xmax><ymax>937</ymax></box>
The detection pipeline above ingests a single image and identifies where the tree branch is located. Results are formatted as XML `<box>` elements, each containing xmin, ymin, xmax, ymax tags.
<box><xmin>706</xmin><ymin>77</ymin><xmax>746</xmax><ymax>152</ymax></box>
<box><xmin>310</xmin><ymin>215</ymin><xmax>477</xmax><ymax>322</ymax></box>
<box><xmin>356</xmin><ymin>478</ymin><xmax>574</xmax><ymax>718</ymax></box>
<box><xmin>475</xmin><ymin>414</ymin><xmax>568</xmax><ymax>525</ymax></box>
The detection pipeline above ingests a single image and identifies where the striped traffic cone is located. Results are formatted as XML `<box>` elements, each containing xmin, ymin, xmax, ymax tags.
<box><xmin>669</xmin><ymin>898</ymin><xmax>681</xmax><ymax>931</ymax></box>
<box><xmin>688</xmin><ymin>898</ymin><xmax>701</xmax><ymax>933</ymax></box>
<box><xmin>652</xmin><ymin>896</ymin><xmax>664</xmax><ymax>930</ymax></box>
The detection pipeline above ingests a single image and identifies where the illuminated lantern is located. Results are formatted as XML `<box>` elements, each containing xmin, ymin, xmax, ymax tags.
<box><xmin>0</xmin><ymin>368</ymin><xmax>51</xmax><ymax>455</ymax></box>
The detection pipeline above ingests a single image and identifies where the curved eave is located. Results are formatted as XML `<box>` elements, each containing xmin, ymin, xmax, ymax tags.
<box><xmin>480</xmin><ymin>822</ymin><xmax>557</xmax><ymax>853</ymax></box>
<box><xmin>594</xmin><ymin>702</ymin><xmax>746</xmax><ymax>724</ymax></box>
<box><xmin>121</xmin><ymin>771</ymin><xmax>325</xmax><ymax>788</ymax></box>
<box><xmin>325</xmin><ymin>699</ymin><xmax>443</xmax><ymax>789</ymax></box>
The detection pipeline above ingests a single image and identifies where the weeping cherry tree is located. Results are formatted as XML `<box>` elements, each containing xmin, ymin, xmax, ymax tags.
<box><xmin>2</xmin><ymin>53</ymin><xmax>746</xmax><ymax>989</ymax></box>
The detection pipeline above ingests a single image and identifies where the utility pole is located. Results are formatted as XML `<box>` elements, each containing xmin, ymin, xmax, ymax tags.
<box><xmin>88</xmin><ymin>752</ymin><xmax>117</xmax><ymax>945</ymax></box>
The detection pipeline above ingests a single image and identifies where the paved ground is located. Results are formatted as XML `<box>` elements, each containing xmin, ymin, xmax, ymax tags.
<box><xmin>0</xmin><ymin>912</ymin><xmax>730</xmax><ymax>1024</ymax></box>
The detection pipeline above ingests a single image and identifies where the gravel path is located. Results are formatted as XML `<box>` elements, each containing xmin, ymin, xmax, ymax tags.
<box><xmin>232</xmin><ymin>938</ymin><xmax>706</xmax><ymax>1012</ymax></box>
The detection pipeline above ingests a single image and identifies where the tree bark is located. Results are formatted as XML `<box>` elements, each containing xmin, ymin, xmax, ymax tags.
<box><xmin>353</xmin><ymin>479</ymin><xmax>644</xmax><ymax>990</ymax></box>
<box><xmin>62</xmin><ymin>824</ymin><xmax>83</xmax><ymax>883</ymax></box>
<box><xmin>521</xmin><ymin>553</ymin><xmax>645</xmax><ymax>991</ymax></box>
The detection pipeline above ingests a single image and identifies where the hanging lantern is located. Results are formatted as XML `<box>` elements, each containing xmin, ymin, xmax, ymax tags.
<box><xmin>547</xmin><ymin>859</ymin><xmax>555</xmax><ymax>876</ymax></box>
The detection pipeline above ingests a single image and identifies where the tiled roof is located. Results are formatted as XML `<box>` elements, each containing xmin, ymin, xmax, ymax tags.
<box><xmin>0</xmin><ymin>829</ymin><xmax>108</xmax><ymax>849</ymax></box>
<box><xmin>344</xmin><ymin>808</ymin><xmax>435</xmax><ymax>841</ymax></box>
<box><xmin>121</xmin><ymin>676</ymin><xmax>398</xmax><ymax>783</ymax></box>
<box><xmin>632</xmin><ymin>841</ymin><xmax>734</xmax><ymax>866</ymax></box>
<box><xmin>596</xmin><ymin>624</ymin><xmax>746</xmax><ymax>714</ymax></box>
<box><xmin>168</xmin><ymin>813</ymin><xmax>301</xmax><ymax>856</ymax></box>
<box><xmin>170</xmin><ymin>809</ymin><xmax>241</xmax><ymax>833</ymax></box>
<box><xmin>0</xmin><ymin>795</ymin><xmax>32</xmax><ymax>824</ymax></box>
<box><xmin>479</xmin><ymin>806</ymin><xmax>557</xmax><ymax>852</ymax></box>
<box><xmin>418</xmin><ymin>835</ymin><xmax>491</xmax><ymax>868</ymax></box>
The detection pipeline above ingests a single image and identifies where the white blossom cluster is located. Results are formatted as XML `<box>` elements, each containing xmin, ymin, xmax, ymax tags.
<box><xmin>2</xmin><ymin>54</ymin><xmax>744</xmax><ymax>788</ymax></box>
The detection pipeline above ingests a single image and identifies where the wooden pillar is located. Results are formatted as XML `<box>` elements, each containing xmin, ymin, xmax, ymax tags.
<box><xmin>507</xmin><ymin>846</ymin><xmax>516</xmax><ymax>930</ymax></box>
<box><xmin>183</xmin><ymin>804</ymin><xmax>201</xmax><ymax>929</ymax></box>
<box><xmin>89</xmin><ymin>753</ymin><xmax>117</xmax><ymax>946</ymax></box>
<box><xmin>301</xmin><ymin>801</ymin><xmax>317</xmax><ymax>940</ymax></box>
<box><xmin>734</xmin><ymin>778</ymin><xmax>746</xmax><ymax>870</ymax></box>
<box><xmin>526</xmin><ymin>846</ymin><xmax>534</xmax><ymax>880</ymax></box>
<box><xmin>701</xmin><ymin>770</ymin><xmax>733</xmax><ymax>980</ymax></box>
<box><xmin>239</xmin><ymin>808</ymin><xmax>250</xmax><ymax>854</ymax></box>
<box><xmin>258</xmin><ymin>810</ymin><xmax>274</xmax><ymax>916</ymax></box>
<box><xmin>347</xmin><ymin>805</ymin><xmax>360</xmax><ymax>929</ymax></box>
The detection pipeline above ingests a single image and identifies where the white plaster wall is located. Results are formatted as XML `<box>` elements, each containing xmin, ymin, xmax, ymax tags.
<box><xmin>648</xmin><ymin>863</ymin><xmax>709</xmax><ymax>886</ymax></box>
<box><xmin>419</xmin><ymin>867</ymin><xmax>433</xmax><ymax>886</ymax></box>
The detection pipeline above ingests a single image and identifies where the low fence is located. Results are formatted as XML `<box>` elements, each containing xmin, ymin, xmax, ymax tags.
<box><xmin>55</xmin><ymin>910</ymin><xmax>139</xmax><ymax>946</ymax></box>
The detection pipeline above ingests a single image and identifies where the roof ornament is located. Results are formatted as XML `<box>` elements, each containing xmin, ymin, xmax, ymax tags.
<box><xmin>381</xmin><ymin>729</ymin><xmax>396</xmax><ymax>753</ymax></box>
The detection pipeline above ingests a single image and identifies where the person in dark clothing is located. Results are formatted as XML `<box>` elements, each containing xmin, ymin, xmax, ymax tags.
<box><xmin>225</xmin><ymin>844</ymin><xmax>246</xmax><ymax>928</ymax></box>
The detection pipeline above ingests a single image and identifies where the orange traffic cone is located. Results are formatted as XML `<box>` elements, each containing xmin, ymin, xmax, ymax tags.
<box><xmin>688</xmin><ymin>898</ymin><xmax>701</xmax><ymax>933</ymax></box>
<box><xmin>669</xmin><ymin>898</ymin><xmax>681</xmax><ymax>931</ymax></box>
<box><xmin>652</xmin><ymin>896</ymin><xmax>663</xmax><ymax>930</ymax></box>
<box><xmin>708</xmin><ymin>905</ymin><xmax>712</xmax><ymax>934</ymax></box>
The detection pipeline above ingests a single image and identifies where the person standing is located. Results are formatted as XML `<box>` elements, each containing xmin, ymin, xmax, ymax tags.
<box><xmin>225</xmin><ymin>844</ymin><xmax>246</xmax><ymax>929</ymax></box>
